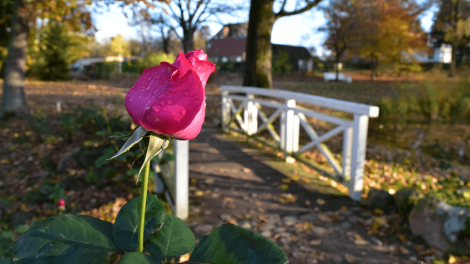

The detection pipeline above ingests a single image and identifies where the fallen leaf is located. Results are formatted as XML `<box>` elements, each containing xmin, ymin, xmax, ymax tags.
<box><xmin>309</xmin><ymin>239</ymin><xmax>322</xmax><ymax>246</ymax></box>
<box><xmin>278</xmin><ymin>193</ymin><xmax>297</xmax><ymax>204</ymax></box>
<box><xmin>305</xmin><ymin>200</ymin><xmax>311</xmax><ymax>207</ymax></box>
<box><xmin>318</xmin><ymin>214</ymin><xmax>332</xmax><ymax>222</ymax></box>
<box><xmin>243</xmin><ymin>168</ymin><xmax>251</xmax><ymax>173</ymax></box>
<box><xmin>292</xmin><ymin>176</ymin><xmax>300</xmax><ymax>181</ymax></box>
<box><xmin>258</xmin><ymin>216</ymin><xmax>268</xmax><ymax>223</ymax></box>
<box><xmin>178</xmin><ymin>253</ymin><xmax>190</xmax><ymax>263</ymax></box>
<box><xmin>282</xmin><ymin>178</ymin><xmax>292</xmax><ymax>183</ymax></box>
<box><xmin>344</xmin><ymin>253</ymin><xmax>356</xmax><ymax>263</ymax></box>
<box><xmin>279</xmin><ymin>184</ymin><xmax>289</xmax><ymax>191</ymax></box>
<box><xmin>449</xmin><ymin>254</ymin><xmax>457</xmax><ymax>264</ymax></box>
<box><xmin>301</xmin><ymin>177</ymin><xmax>310</xmax><ymax>183</ymax></box>
<box><xmin>194</xmin><ymin>191</ymin><xmax>204</xmax><ymax>197</ymax></box>
<box><xmin>223</xmin><ymin>197</ymin><xmax>234</xmax><ymax>204</ymax></box>
<box><xmin>316</xmin><ymin>198</ymin><xmax>326</xmax><ymax>205</ymax></box>
<box><xmin>241</xmin><ymin>175</ymin><xmax>249</xmax><ymax>179</ymax></box>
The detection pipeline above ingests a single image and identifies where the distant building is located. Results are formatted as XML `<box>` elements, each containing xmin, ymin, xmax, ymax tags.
<box><xmin>71</xmin><ymin>55</ymin><xmax>141</xmax><ymax>73</ymax></box>
<box><xmin>206</xmin><ymin>22</ymin><xmax>314</xmax><ymax>71</ymax></box>
<box><xmin>411</xmin><ymin>44</ymin><xmax>452</xmax><ymax>64</ymax></box>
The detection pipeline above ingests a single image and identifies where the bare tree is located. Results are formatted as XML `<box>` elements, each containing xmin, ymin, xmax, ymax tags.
<box><xmin>143</xmin><ymin>0</ymin><xmax>245</xmax><ymax>53</ymax></box>
<box><xmin>243</xmin><ymin>0</ymin><xmax>323</xmax><ymax>88</ymax></box>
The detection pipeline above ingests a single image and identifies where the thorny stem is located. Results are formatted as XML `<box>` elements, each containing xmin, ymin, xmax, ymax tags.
<box><xmin>137</xmin><ymin>161</ymin><xmax>150</xmax><ymax>253</ymax></box>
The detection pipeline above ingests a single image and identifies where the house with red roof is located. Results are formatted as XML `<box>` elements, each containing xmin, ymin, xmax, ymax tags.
<box><xmin>206</xmin><ymin>22</ymin><xmax>314</xmax><ymax>72</ymax></box>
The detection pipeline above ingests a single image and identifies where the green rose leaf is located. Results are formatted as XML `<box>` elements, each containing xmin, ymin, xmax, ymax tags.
<box><xmin>12</xmin><ymin>215</ymin><xmax>119</xmax><ymax>264</ymax></box>
<box><xmin>113</xmin><ymin>194</ymin><xmax>165</xmax><ymax>252</ymax></box>
<box><xmin>119</xmin><ymin>252</ymin><xmax>162</xmax><ymax>264</ymax></box>
<box><xmin>188</xmin><ymin>224</ymin><xmax>288</xmax><ymax>264</ymax></box>
<box><xmin>145</xmin><ymin>214</ymin><xmax>195</xmax><ymax>262</ymax></box>
<box><xmin>109</xmin><ymin>126</ymin><xmax>147</xmax><ymax>160</ymax></box>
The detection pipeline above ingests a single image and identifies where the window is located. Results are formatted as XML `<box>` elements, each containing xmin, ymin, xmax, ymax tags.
<box><xmin>207</xmin><ymin>43</ymin><xmax>211</xmax><ymax>49</ymax></box>
<box><xmin>214</xmin><ymin>57</ymin><xmax>219</xmax><ymax>63</ymax></box>
<box><xmin>236</xmin><ymin>56</ymin><xmax>242</xmax><ymax>62</ymax></box>
<box><xmin>221</xmin><ymin>56</ymin><xmax>228</xmax><ymax>63</ymax></box>
<box><xmin>298</xmin><ymin>59</ymin><xmax>305</xmax><ymax>70</ymax></box>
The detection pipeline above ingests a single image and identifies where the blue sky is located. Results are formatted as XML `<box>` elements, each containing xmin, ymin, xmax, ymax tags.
<box><xmin>92</xmin><ymin>1</ymin><xmax>437</xmax><ymax>57</ymax></box>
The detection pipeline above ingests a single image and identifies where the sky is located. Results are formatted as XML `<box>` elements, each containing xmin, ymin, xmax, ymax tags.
<box><xmin>92</xmin><ymin>1</ymin><xmax>438</xmax><ymax>57</ymax></box>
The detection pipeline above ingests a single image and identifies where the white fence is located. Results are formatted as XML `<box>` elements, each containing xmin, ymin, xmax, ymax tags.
<box><xmin>221</xmin><ymin>85</ymin><xmax>379</xmax><ymax>201</ymax></box>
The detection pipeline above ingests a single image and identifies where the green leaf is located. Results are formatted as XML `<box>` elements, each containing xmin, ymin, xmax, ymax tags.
<box><xmin>14</xmin><ymin>225</ymin><xmax>28</xmax><ymax>234</ymax></box>
<box><xmin>162</xmin><ymin>153</ymin><xmax>175</xmax><ymax>161</ymax></box>
<box><xmin>113</xmin><ymin>194</ymin><xmax>165</xmax><ymax>252</ymax></box>
<box><xmin>12</xmin><ymin>215</ymin><xmax>119</xmax><ymax>264</ymax></box>
<box><xmin>188</xmin><ymin>224</ymin><xmax>288</xmax><ymax>264</ymax></box>
<box><xmin>109</xmin><ymin>126</ymin><xmax>147</xmax><ymax>160</ymax></box>
<box><xmin>138</xmin><ymin>133</ymin><xmax>169</xmax><ymax>180</ymax></box>
<box><xmin>145</xmin><ymin>215</ymin><xmax>194</xmax><ymax>262</ymax></box>
<box><xmin>119</xmin><ymin>252</ymin><xmax>162</xmax><ymax>264</ymax></box>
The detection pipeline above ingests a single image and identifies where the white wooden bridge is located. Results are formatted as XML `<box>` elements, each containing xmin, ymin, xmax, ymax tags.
<box><xmin>157</xmin><ymin>86</ymin><xmax>379</xmax><ymax>219</ymax></box>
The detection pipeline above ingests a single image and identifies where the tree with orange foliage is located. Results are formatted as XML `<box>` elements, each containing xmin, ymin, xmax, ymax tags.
<box><xmin>351</xmin><ymin>0</ymin><xmax>427</xmax><ymax>80</ymax></box>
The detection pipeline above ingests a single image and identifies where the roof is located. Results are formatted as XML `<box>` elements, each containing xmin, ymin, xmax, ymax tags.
<box><xmin>207</xmin><ymin>37</ymin><xmax>246</xmax><ymax>58</ymax></box>
<box><xmin>272</xmin><ymin>44</ymin><xmax>312</xmax><ymax>59</ymax></box>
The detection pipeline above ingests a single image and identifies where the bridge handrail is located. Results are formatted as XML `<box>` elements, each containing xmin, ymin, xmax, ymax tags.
<box><xmin>221</xmin><ymin>85</ymin><xmax>380</xmax><ymax>201</ymax></box>
<box><xmin>221</xmin><ymin>85</ymin><xmax>379</xmax><ymax>117</ymax></box>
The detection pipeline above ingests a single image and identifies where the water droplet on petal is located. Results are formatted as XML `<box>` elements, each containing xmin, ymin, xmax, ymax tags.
<box><xmin>167</xmin><ymin>99</ymin><xmax>174</xmax><ymax>105</ymax></box>
<box><xmin>146</xmin><ymin>106</ymin><xmax>150</xmax><ymax>110</ymax></box>
<box><xmin>155</xmin><ymin>107</ymin><xmax>160</xmax><ymax>113</ymax></box>
<box><xmin>146</xmin><ymin>86</ymin><xmax>150</xmax><ymax>90</ymax></box>
<box><xmin>139</xmin><ymin>96</ymin><xmax>141</xmax><ymax>98</ymax></box>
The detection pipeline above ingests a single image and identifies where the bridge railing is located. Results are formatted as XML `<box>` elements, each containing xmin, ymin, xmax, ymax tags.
<box><xmin>221</xmin><ymin>85</ymin><xmax>379</xmax><ymax>201</ymax></box>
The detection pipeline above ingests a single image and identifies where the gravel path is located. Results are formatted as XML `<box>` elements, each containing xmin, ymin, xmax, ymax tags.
<box><xmin>185</xmin><ymin>127</ymin><xmax>423</xmax><ymax>264</ymax></box>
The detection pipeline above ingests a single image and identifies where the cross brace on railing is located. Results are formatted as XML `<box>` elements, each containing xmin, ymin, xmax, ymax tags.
<box><xmin>221</xmin><ymin>86</ymin><xmax>379</xmax><ymax>201</ymax></box>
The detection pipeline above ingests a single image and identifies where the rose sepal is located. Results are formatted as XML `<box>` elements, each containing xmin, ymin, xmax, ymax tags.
<box><xmin>137</xmin><ymin>133</ymin><xmax>169</xmax><ymax>180</ymax></box>
<box><xmin>109</xmin><ymin>126</ymin><xmax>148</xmax><ymax>160</ymax></box>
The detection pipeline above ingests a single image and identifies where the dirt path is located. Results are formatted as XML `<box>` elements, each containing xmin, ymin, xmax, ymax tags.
<box><xmin>186</xmin><ymin>127</ymin><xmax>420</xmax><ymax>264</ymax></box>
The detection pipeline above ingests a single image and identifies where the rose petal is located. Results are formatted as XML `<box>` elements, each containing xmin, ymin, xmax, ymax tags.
<box><xmin>185</xmin><ymin>50</ymin><xmax>207</xmax><ymax>61</ymax></box>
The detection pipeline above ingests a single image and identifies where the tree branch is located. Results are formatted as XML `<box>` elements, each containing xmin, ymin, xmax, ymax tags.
<box><xmin>276</xmin><ymin>0</ymin><xmax>323</xmax><ymax>18</ymax></box>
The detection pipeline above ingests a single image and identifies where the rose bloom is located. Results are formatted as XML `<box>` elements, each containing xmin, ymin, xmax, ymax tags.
<box><xmin>125</xmin><ymin>50</ymin><xmax>215</xmax><ymax>140</ymax></box>
<box><xmin>58</xmin><ymin>199</ymin><xmax>65</xmax><ymax>207</ymax></box>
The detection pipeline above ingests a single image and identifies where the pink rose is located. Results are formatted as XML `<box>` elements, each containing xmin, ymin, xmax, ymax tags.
<box><xmin>58</xmin><ymin>199</ymin><xmax>65</xmax><ymax>207</ymax></box>
<box><xmin>125</xmin><ymin>50</ymin><xmax>215</xmax><ymax>140</ymax></box>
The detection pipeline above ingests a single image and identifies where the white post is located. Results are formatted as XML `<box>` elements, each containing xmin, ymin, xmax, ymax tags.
<box><xmin>342</xmin><ymin>127</ymin><xmax>353</xmax><ymax>181</ymax></box>
<box><xmin>349</xmin><ymin>115</ymin><xmax>370</xmax><ymax>201</ymax></box>
<box><xmin>244</xmin><ymin>93</ymin><xmax>258</xmax><ymax>135</ymax></box>
<box><xmin>173</xmin><ymin>139</ymin><xmax>189</xmax><ymax>220</ymax></box>
<box><xmin>281</xmin><ymin>99</ymin><xmax>298</xmax><ymax>163</ymax></box>
<box><xmin>221</xmin><ymin>90</ymin><xmax>230</xmax><ymax>132</ymax></box>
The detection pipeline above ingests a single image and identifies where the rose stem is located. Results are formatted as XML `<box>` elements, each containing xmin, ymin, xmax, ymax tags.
<box><xmin>137</xmin><ymin>161</ymin><xmax>150</xmax><ymax>253</ymax></box>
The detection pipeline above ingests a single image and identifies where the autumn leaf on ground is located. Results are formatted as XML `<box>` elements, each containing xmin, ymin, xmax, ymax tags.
<box><xmin>278</xmin><ymin>193</ymin><xmax>297</xmax><ymax>204</ymax></box>
<box><xmin>279</xmin><ymin>184</ymin><xmax>289</xmax><ymax>191</ymax></box>
<box><xmin>316</xmin><ymin>198</ymin><xmax>326</xmax><ymax>205</ymax></box>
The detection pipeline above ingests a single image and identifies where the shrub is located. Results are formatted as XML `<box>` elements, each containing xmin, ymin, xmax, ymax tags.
<box><xmin>137</xmin><ymin>52</ymin><xmax>174</xmax><ymax>73</ymax></box>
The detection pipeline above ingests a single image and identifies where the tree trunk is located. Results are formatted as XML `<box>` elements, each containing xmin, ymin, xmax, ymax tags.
<box><xmin>335</xmin><ymin>56</ymin><xmax>340</xmax><ymax>82</ymax></box>
<box><xmin>370</xmin><ymin>55</ymin><xmax>376</xmax><ymax>81</ymax></box>
<box><xmin>0</xmin><ymin>0</ymin><xmax>29</xmax><ymax>118</ymax></box>
<box><xmin>243</xmin><ymin>0</ymin><xmax>275</xmax><ymax>88</ymax></box>
<box><xmin>182</xmin><ymin>27</ymin><xmax>194</xmax><ymax>54</ymax></box>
